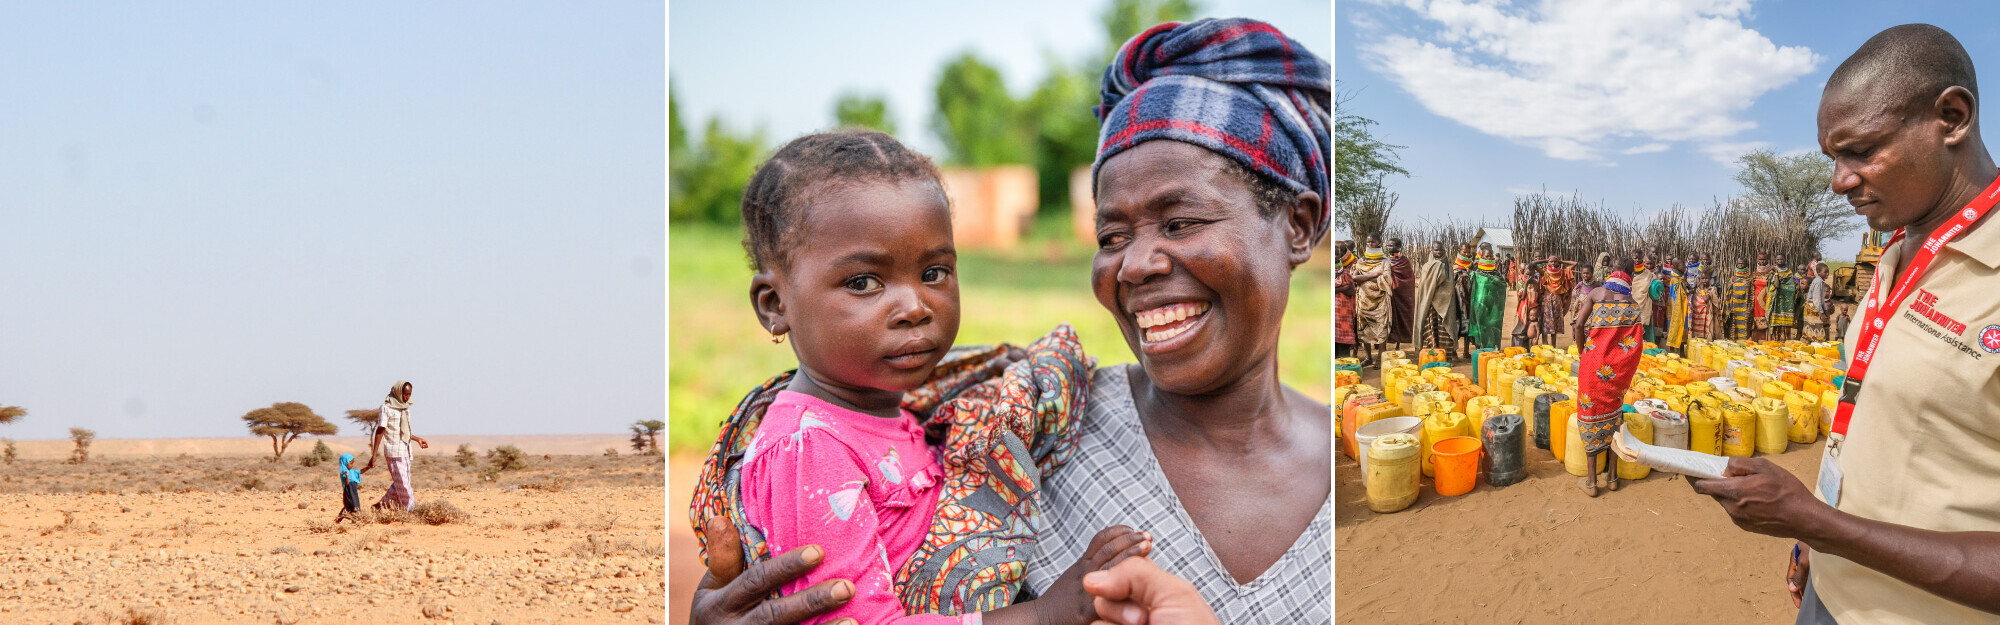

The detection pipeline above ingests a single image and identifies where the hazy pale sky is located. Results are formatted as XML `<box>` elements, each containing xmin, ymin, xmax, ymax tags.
<box><xmin>670</xmin><ymin>0</ymin><xmax>1332</xmax><ymax>158</ymax></box>
<box><xmin>1</xmin><ymin>2</ymin><xmax>665</xmax><ymax>440</ymax></box>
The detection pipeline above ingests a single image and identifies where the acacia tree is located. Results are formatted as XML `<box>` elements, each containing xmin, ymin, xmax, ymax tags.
<box><xmin>630</xmin><ymin>420</ymin><xmax>664</xmax><ymax>455</ymax></box>
<box><xmin>344</xmin><ymin>408</ymin><xmax>380</xmax><ymax>440</ymax></box>
<box><xmin>241</xmin><ymin>402</ymin><xmax>337</xmax><ymax>461</ymax></box>
<box><xmin>1735</xmin><ymin>149</ymin><xmax>1862</xmax><ymax>243</ymax></box>
<box><xmin>1335</xmin><ymin>87</ymin><xmax>1409</xmax><ymax>232</ymax></box>
<box><xmin>1</xmin><ymin>406</ymin><xmax>22</xmax><ymax>464</ymax></box>
<box><xmin>68</xmin><ymin>427</ymin><xmax>94</xmax><ymax>464</ymax></box>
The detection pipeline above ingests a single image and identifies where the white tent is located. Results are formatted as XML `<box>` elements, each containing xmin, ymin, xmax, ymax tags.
<box><xmin>1474</xmin><ymin>227</ymin><xmax>1515</xmax><ymax>257</ymax></box>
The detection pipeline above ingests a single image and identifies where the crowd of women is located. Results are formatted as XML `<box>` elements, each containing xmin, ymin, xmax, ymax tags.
<box><xmin>1336</xmin><ymin>234</ymin><xmax>1853</xmax><ymax>367</ymax></box>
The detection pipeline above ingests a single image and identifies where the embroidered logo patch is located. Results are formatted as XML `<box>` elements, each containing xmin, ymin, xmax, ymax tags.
<box><xmin>1966</xmin><ymin>208</ymin><xmax>1979</xmax><ymax>221</ymax></box>
<box><xmin>1982</xmin><ymin>325</ymin><xmax>2000</xmax><ymax>353</ymax></box>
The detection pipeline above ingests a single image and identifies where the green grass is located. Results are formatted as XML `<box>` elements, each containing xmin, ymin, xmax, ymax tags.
<box><xmin>668</xmin><ymin>219</ymin><xmax>1330</xmax><ymax>453</ymax></box>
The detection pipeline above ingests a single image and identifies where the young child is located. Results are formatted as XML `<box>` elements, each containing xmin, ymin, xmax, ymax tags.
<box><xmin>1514</xmin><ymin>287</ymin><xmax>1539</xmax><ymax>348</ymax></box>
<box><xmin>1834</xmin><ymin>303</ymin><xmax>1853</xmax><ymax>342</ymax></box>
<box><xmin>690</xmin><ymin>130</ymin><xmax>1140</xmax><ymax>625</ymax></box>
<box><xmin>335</xmin><ymin>452</ymin><xmax>363</xmax><ymax>524</ymax></box>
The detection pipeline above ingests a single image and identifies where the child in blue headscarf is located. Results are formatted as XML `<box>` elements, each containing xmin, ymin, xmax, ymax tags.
<box><xmin>335</xmin><ymin>452</ymin><xmax>363</xmax><ymax>524</ymax></box>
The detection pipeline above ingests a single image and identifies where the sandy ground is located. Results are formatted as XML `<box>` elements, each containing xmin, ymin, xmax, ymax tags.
<box><xmin>7</xmin><ymin>434</ymin><xmax>637</xmax><ymax>461</ymax></box>
<box><xmin>0</xmin><ymin>447</ymin><xmax>666</xmax><ymax>625</ymax></box>
<box><xmin>1336</xmin><ymin>353</ymin><xmax>1815</xmax><ymax>624</ymax></box>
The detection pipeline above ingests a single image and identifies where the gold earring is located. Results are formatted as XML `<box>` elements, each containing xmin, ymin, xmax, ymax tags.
<box><xmin>769</xmin><ymin>326</ymin><xmax>785</xmax><ymax>344</ymax></box>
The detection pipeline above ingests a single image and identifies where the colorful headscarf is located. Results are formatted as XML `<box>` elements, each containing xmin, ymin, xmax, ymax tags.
<box><xmin>1094</xmin><ymin>18</ymin><xmax>1330</xmax><ymax>243</ymax></box>
<box><xmin>1604</xmin><ymin>271</ymin><xmax>1632</xmax><ymax>295</ymax></box>
<box><xmin>338</xmin><ymin>453</ymin><xmax>361</xmax><ymax>484</ymax></box>
<box><xmin>382</xmin><ymin>380</ymin><xmax>413</xmax><ymax>447</ymax></box>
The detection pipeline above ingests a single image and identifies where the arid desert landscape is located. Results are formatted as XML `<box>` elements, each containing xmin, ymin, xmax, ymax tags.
<box><xmin>0</xmin><ymin>435</ymin><xmax>665</xmax><ymax>625</ymax></box>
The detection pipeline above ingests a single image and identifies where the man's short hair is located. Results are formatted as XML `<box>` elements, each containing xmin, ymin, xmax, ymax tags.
<box><xmin>1827</xmin><ymin>24</ymin><xmax>1978</xmax><ymax>118</ymax></box>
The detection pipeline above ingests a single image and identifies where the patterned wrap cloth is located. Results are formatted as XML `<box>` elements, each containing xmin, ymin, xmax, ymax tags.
<box><xmin>1725</xmin><ymin>269</ymin><xmax>1753</xmax><ymax>340</ymax></box>
<box><xmin>1770</xmin><ymin>269</ymin><xmax>1799</xmax><ymax>327</ymax></box>
<box><xmin>1335</xmin><ymin>252</ymin><xmax>1356</xmax><ymax>345</ymax></box>
<box><xmin>1093</xmin><ymin>18</ymin><xmax>1330</xmax><ymax>243</ymax></box>
<box><xmin>1579</xmin><ymin>273</ymin><xmax>1644</xmax><ymax>454</ymax></box>
<box><xmin>689</xmin><ymin>325</ymin><xmax>1094</xmax><ymax>615</ymax></box>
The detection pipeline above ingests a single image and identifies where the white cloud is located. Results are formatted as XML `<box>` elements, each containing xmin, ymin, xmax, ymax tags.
<box><xmin>1357</xmin><ymin>0</ymin><xmax>1819</xmax><ymax>163</ymax></box>
<box><xmin>1622</xmin><ymin>142</ymin><xmax>1671</xmax><ymax>154</ymax></box>
<box><xmin>1700</xmin><ymin>140</ymin><xmax>1769</xmax><ymax>166</ymax></box>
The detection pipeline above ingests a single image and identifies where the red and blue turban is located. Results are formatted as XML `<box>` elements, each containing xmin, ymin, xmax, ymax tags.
<box><xmin>1094</xmin><ymin>18</ymin><xmax>1331</xmax><ymax>243</ymax></box>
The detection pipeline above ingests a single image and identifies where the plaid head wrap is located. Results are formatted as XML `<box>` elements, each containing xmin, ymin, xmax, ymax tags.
<box><xmin>1093</xmin><ymin>18</ymin><xmax>1331</xmax><ymax>244</ymax></box>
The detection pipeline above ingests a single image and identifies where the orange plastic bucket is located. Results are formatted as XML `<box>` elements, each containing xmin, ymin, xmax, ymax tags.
<box><xmin>1432</xmin><ymin>436</ymin><xmax>1484</xmax><ymax>496</ymax></box>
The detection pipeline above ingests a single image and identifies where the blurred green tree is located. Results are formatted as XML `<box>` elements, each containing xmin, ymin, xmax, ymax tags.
<box><xmin>670</xmin><ymin>82</ymin><xmax>769</xmax><ymax>223</ymax></box>
<box><xmin>1021</xmin><ymin>0</ymin><xmax>1203</xmax><ymax>213</ymax></box>
<box><xmin>1099</xmin><ymin>0</ymin><xmax>1203</xmax><ymax>59</ymax></box>
<box><xmin>669</xmin><ymin>80</ymin><xmax>689</xmax><ymax>164</ymax></box>
<box><xmin>933</xmin><ymin>52</ymin><xmax>1030</xmax><ymax>167</ymax></box>
<box><xmin>672</xmin><ymin>117</ymin><xmax>767</xmax><ymax>223</ymax></box>
<box><xmin>834</xmin><ymin>92</ymin><xmax>897</xmax><ymax>136</ymax></box>
<box><xmin>1024</xmin><ymin>55</ymin><xmax>1101</xmax><ymax>211</ymax></box>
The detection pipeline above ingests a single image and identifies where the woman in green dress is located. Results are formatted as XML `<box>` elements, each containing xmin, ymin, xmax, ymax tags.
<box><xmin>1467</xmin><ymin>245</ymin><xmax>1507</xmax><ymax>349</ymax></box>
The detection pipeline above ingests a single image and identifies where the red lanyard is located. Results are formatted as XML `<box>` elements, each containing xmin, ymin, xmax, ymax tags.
<box><xmin>1834</xmin><ymin>172</ymin><xmax>2000</xmax><ymax>437</ymax></box>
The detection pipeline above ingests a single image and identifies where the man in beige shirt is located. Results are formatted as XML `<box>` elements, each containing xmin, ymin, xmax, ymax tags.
<box><xmin>1690</xmin><ymin>24</ymin><xmax>2000</xmax><ymax>623</ymax></box>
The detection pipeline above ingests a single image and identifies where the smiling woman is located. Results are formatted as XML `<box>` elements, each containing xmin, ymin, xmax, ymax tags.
<box><xmin>682</xmin><ymin>16</ymin><xmax>1332</xmax><ymax>625</ymax></box>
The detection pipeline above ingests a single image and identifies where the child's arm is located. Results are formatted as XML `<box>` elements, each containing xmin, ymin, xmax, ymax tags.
<box><xmin>982</xmin><ymin>526</ymin><xmax>1152</xmax><ymax>625</ymax></box>
<box><xmin>741</xmin><ymin>430</ymin><xmax>968</xmax><ymax>625</ymax></box>
<box><xmin>362</xmin><ymin>408</ymin><xmax>386</xmax><ymax>474</ymax></box>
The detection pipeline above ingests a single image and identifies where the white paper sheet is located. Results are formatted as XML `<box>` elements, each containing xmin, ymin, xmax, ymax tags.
<box><xmin>1615</xmin><ymin>426</ymin><xmax>1729</xmax><ymax>479</ymax></box>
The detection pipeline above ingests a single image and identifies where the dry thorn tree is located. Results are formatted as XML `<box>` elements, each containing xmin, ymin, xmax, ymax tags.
<box><xmin>344</xmin><ymin>409</ymin><xmax>380</xmax><ymax>439</ymax></box>
<box><xmin>241</xmin><ymin>402</ymin><xmax>337</xmax><ymax>461</ymax></box>
<box><xmin>1</xmin><ymin>406</ymin><xmax>22</xmax><ymax>466</ymax></box>
<box><xmin>68</xmin><ymin>427</ymin><xmax>95</xmax><ymax>464</ymax></box>
<box><xmin>630</xmin><ymin>420</ymin><xmax>664</xmax><ymax>455</ymax></box>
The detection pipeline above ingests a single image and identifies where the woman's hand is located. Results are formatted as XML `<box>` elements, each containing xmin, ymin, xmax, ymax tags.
<box><xmin>1037</xmin><ymin>526</ymin><xmax>1153</xmax><ymax>625</ymax></box>
<box><xmin>688</xmin><ymin>515</ymin><xmax>855</xmax><ymax>625</ymax></box>
<box><xmin>1082</xmin><ymin>557</ymin><xmax>1219</xmax><ymax>625</ymax></box>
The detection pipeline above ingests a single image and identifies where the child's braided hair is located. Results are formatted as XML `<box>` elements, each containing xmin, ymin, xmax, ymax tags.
<box><xmin>740</xmin><ymin>129</ymin><xmax>947</xmax><ymax>272</ymax></box>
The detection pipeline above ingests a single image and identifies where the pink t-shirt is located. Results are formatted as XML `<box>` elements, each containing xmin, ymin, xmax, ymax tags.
<box><xmin>740</xmin><ymin>391</ymin><xmax>973</xmax><ymax>625</ymax></box>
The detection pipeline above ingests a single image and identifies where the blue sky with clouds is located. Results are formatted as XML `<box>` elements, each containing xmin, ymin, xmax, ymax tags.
<box><xmin>1</xmin><ymin>3</ymin><xmax>664</xmax><ymax>440</ymax></box>
<box><xmin>1337</xmin><ymin>0</ymin><xmax>2000</xmax><ymax>259</ymax></box>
